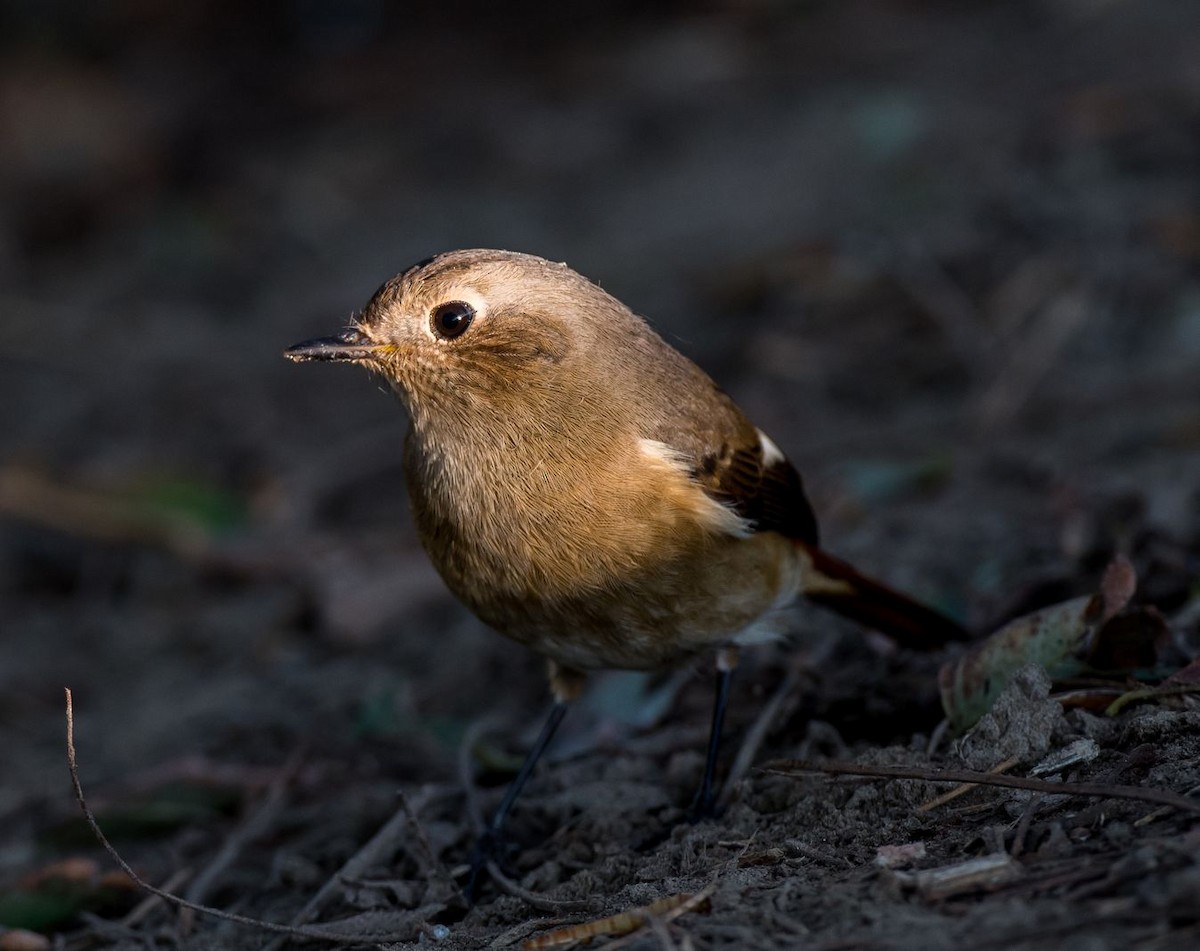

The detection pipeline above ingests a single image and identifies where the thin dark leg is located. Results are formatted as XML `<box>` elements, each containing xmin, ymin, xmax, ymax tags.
<box><xmin>465</xmin><ymin>701</ymin><xmax>568</xmax><ymax>902</ymax></box>
<box><xmin>689</xmin><ymin>663</ymin><xmax>734</xmax><ymax>822</ymax></box>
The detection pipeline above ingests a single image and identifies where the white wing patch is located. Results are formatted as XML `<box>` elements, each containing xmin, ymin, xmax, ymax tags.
<box><xmin>638</xmin><ymin>438</ymin><xmax>753</xmax><ymax>539</ymax></box>
<box><xmin>757</xmin><ymin>429</ymin><xmax>786</xmax><ymax>466</ymax></box>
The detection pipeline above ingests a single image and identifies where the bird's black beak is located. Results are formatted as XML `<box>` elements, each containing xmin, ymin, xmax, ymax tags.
<box><xmin>284</xmin><ymin>328</ymin><xmax>380</xmax><ymax>363</ymax></box>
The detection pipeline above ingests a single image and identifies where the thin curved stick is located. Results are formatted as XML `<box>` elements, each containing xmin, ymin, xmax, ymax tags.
<box><xmin>64</xmin><ymin>688</ymin><xmax>419</xmax><ymax>945</ymax></box>
<box><xmin>766</xmin><ymin>758</ymin><xmax>1200</xmax><ymax>815</ymax></box>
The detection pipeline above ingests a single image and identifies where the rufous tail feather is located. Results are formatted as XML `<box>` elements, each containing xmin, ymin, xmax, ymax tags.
<box><xmin>797</xmin><ymin>543</ymin><xmax>969</xmax><ymax>650</ymax></box>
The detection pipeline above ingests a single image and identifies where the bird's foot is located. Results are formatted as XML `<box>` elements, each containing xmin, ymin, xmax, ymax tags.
<box><xmin>463</xmin><ymin>827</ymin><xmax>509</xmax><ymax>904</ymax></box>
<box><xmin>686</xmin><ymin>788</ymin><xmax>724</xmax><ymax>824</ymax></box>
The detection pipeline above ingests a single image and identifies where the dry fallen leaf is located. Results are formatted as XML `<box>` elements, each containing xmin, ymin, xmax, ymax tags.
<box><xmin>939</xmin><ymin>556</ymin><xmax>1175</xmax><ymax>731</ymax></box>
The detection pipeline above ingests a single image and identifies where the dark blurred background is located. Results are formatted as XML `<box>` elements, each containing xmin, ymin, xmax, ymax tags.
<box><xmin>3</xmin><ymin>0</ymin><xmax>1200</xmax><ymax>910</ymax></box>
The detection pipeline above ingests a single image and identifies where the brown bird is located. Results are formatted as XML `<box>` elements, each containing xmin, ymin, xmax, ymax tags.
<box><xmin>285</xmin><ymin>249</ymin><xmax>967</xmax><ymax>893</ymax></box>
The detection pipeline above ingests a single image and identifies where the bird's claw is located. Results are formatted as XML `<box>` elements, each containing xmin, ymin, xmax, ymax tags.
<box><xmin>463</xmin><ymin>827</ymin><xmax>508</xmax><ymax>904</ymax></box>
<box><xmin>686</xmin><ymin>789</ymin><xmax>723</xmax><ymax>824</ymax></box>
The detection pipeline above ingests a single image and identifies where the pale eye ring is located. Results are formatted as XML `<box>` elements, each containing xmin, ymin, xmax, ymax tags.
<box><xmin>430</xmin><ymin>301</ymin><xmax>475</xmax><ymax>339</ymax></box>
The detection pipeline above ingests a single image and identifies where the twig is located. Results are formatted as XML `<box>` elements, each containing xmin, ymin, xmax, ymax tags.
<box><xmin>787</xmin><ymin>840</ymin><xmax>854</xmax><ymax>869</ymax></box>
<box><xmin>918</xmin><ymin>756</ymin><xmax>1019</xmax><ymax>812</ymax></box>
<box><xmin>490</xmin><ymin>915</ymin><xmax>574</xmax><ymax>949</ymax></box>
<box><xmin>975</xmin><ymin>289</ymin><xmax>1093</xmax><ymax>429</ymax></box>
<box><xmin>889</xmin><ymin>852</ymin><xmax>1022</xmax><ymax>900</ymax></box>
<box><xmin>997</xmin><ymin>858</ymin><xmax>1109</xmax><ymax>899</ymax></box>
<box><xmin>765</xmin><ymin>759</ymin><xmax>1200</xmax><ymax>815</ymax></box>
<box><xmin>486</xmin><ymin>861</ymin><xmax>591</xmax><ymax>914</ymax></box>
<box><xmin>179</xmin><ymin>747</ymin><xmax>306</xmax><ymax>933</ymax></box>
<box><xmin>1135</xmin><ymin>784</ymin><xmax>1200</xmax><ymax>828</ymax></box>
<box><xmin>398</xmin><ymin>792</ymin><xmax>461</xmax><ymax>903</ymax></box>
<box><xmin>946</xmin><ymin>801</ymin><xmax>1005</xmax><ymax>818</ymax></box>
<box><xmin>645</xmin><ymin>913</ymin><xmax>679</xmax><ymax>951</ymax></box>
<box><xmin>64</xmin><ymin>688</ymin><xmax>416</xmax><ymax>946</ymax></box>
<box><xmin>459</xmin><ymin>715</ymin><xmax>505</xmax><ymax>836</ymax></box>
<box><xmin>523</xmin><ymin>881</ymin><xmax>716</xmax><ymax>951</ymax></box>
<box><xmin>1063</xmin><ymin>744</ymin><xmax>1157</xmax><ymax>831</ymax></box>
<box><xmin>263</xmin><ymin>789</ymin><xmax>436</xmax><ymax>951</ymax></box>
<box><xmin>118</xmin><ymin>867</ymin><xmax>192</xmax><ymax>929</ymax></box>
<box><xmin>925</xmin><ymin>718</ymin><xmax>951</xmax><ymax>757</ymax></box>
<box><xmin>77</xmin><ymin>910</ymin><xmax>148</xmax><ymax>947</ymax></box>
<box><xmin>1010</xmin><ymin>794</ymin><xmax>1043</xmax><ymax>859</ymax></box>
<box><xmin>891</xmin><ymin>241</ymin><xmax>992</xmax><ymax>375</ymax></box>
<box><xmin>1105</xmin><ymin>684</ymin><xmax>1200</xmax><ymax>717</ymax></box>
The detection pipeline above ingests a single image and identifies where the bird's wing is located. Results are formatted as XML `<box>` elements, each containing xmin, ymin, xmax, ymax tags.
<box><xmin>691</xmin><ymin>428</ymin><xmax>820</xmax><ymax>545</ymax></box>
<box><xmin>650</xmin><ymin>386</ymin><xmax>819</xmax><ymax>545</ymax></box>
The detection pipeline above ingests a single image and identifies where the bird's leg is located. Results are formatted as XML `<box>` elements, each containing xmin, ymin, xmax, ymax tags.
<box><xmin>464</xmin><ymin>662</ymin><xmax>584</xmax><ymax>903</ymax></box>
<box><xmin>689</xmin><ymin>646</ymin><xmax>738</xmax><ymax>822</ymax></box>
<box><xmin>465</xmin><ymin>701</ymin><xmax>567</xmax><ymax>900</ymax></box>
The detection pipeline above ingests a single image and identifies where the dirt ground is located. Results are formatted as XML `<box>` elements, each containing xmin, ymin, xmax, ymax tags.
<box><xmin>3</xmin><ymin>2</ymin><xmax>1200</xmax><ymax>949</ymax></box>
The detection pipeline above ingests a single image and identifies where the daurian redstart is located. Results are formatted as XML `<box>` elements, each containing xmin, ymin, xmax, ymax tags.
<box><xmin>286</xmin><ymin>249</ymin><xmax>967</xmax><ymax>894</ymax></box>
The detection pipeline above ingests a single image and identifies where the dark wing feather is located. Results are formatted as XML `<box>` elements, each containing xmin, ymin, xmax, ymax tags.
<box><xmin>658</xmin><ymin>380</ymin><xmax>818</xmax><ymax>545</ymax></box>
<box><xmin>691</xmin><ymin>436</ymin><xmax>819</xmax><ymax>545</ymax></box>
<box><xmin>631</xmin><ymin>338</ymin><xmax>819</xmax><ymax>544</ymax></box>
<box><xmin>754</xmin><ymin>449</ymin><xmax>820</xmax><ymax>544</ymax></box>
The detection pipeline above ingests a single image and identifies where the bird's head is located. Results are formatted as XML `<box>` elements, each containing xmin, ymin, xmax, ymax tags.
<box><xmin>285</xmin><ymin>249</ymin><xmax>627</xmax><ymax>429</ymax></box>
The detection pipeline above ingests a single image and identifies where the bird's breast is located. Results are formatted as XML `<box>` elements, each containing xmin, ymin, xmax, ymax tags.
<box><xmin>404</xmin><ymin>430</ymin><xmax>800</xmax><ymax>669</ymax></box>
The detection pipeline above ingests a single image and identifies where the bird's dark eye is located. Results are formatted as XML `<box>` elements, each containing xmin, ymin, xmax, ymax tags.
<box><xmin>430</xmin><ymin>301</ymin><xmax>475</xmax><ymax>339</ymax></box>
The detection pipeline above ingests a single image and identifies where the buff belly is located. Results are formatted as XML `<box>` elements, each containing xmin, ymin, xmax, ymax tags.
<box><xmin>466</xmin><ymin>530</ymin><xmax>803</xmax><ymax>672</ymax></box>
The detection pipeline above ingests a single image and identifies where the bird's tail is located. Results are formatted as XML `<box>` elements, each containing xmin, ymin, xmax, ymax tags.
<box><xmin>796</xmin><ymin>543</ymin><xmax>969</xmax><ymax>650</ymax></box>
